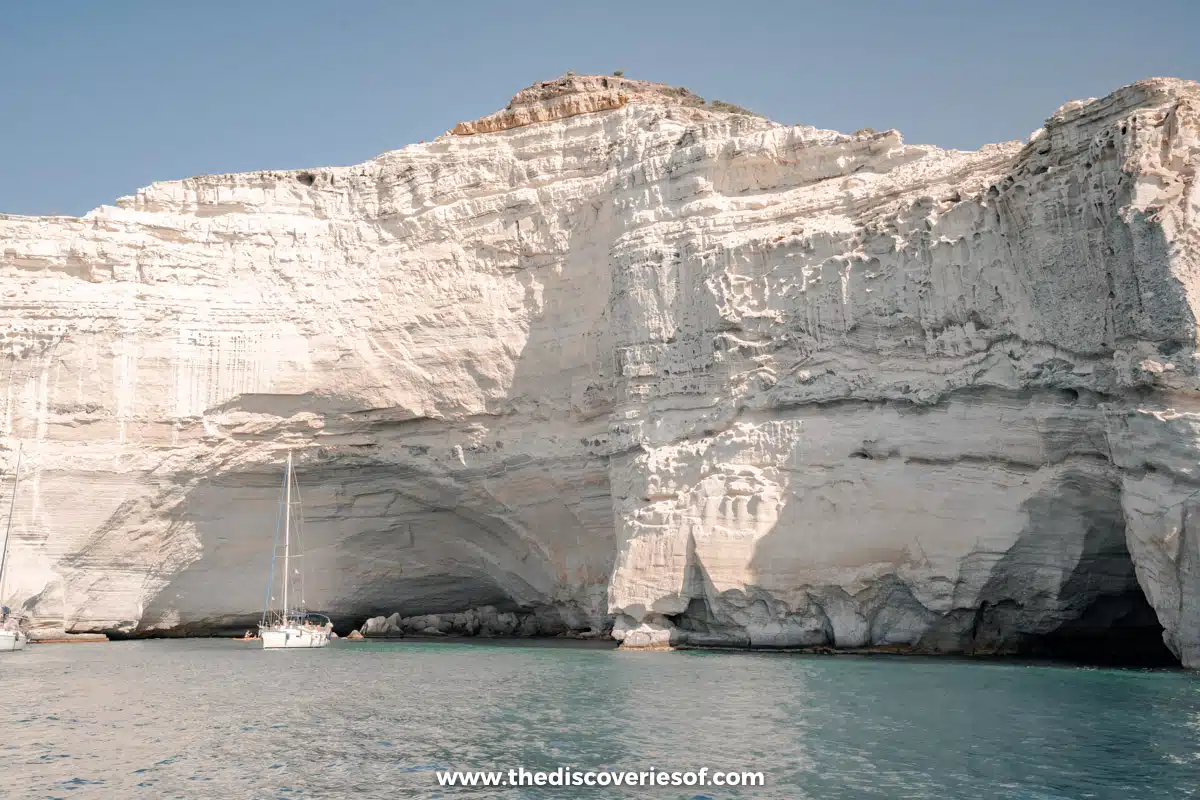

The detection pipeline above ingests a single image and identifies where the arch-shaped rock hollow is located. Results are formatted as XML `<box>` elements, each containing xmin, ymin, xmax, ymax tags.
<box><xmin>128</xmin><ymin>454</ymin><xmax>614</xmax><ymax>635</ymax></box>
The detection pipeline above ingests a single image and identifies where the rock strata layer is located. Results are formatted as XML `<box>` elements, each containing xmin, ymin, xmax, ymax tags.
<box><xmin>2</xmin><ymin>75</ymin><xmax>1200</xmax><ymax>666</ymax></box>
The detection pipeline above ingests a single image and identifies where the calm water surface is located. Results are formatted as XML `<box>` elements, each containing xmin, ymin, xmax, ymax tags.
<box><xmin>2</xmin><ymin>639</ymin><xmax>1198</xmax><ymax>799</ymax></box>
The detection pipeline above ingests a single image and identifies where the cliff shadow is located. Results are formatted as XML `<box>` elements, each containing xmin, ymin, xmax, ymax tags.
<box><xmin>958</xmin><ymin>469</ymin><xmax>1174</xmax><ymax>667</ymax></box>
<box><xmin>136</xmin><ymin>454</ymin><xmax>573</xmax><ymax>636</ymax></box>
<box><xmin>134</xmin><ymin>158</ymin><xmax>624</xmax><ymax>635</ymax></box>
<box><xmin>464</xmin><ymin>184</ymin><xmax>624</xmax><ymax>626</ymax></box>
<box><xmin>736</xmin><ymin>397</ymin><xmax>1176</xmax><ymax>666</ymax></box>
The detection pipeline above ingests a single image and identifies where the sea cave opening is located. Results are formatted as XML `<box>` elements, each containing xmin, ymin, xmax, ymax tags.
<box><xmin>969</xmin><ymin>528</ymin><xmax>1179</xmax><ymax>669</ymax></box>
<box><xmin>974</xmin><ymin>471</ymin><xmax>1182</xmax><ymax>669</ymax></box>
<box><xmin>1023</xmin><ymin>584</ymin><xmax>1177</xmax><ymax>668</ymax></box>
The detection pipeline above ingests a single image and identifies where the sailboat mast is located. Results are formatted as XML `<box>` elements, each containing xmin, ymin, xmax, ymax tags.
<box><xmin>282</xmin><ymin>450</ymin><xmax>292</xmax><ymax>619</ymax></box>
<box><xmin>0</xmin><ymin>444</ymin><xmax>23</xmax><ymax>605</ymax></box>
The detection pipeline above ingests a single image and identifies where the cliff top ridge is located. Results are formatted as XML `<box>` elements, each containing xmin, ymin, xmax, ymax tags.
<box><xmin>450</xmin><ymin>73</ymin><xmax>764</xmax><ymax>136</ymax></box>
<box><xmin>451</xmin><ymin>73</ymin><xmax>1200</xmax><ymax>141</ymax></box>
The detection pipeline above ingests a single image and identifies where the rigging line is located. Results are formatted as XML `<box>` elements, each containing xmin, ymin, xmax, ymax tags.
<box><xmin>293</xmin><ymin>461</ymin><xmax>307</xmax><ymax>609</ymax></box>
<box><xmin>261</xmin><ymin>458</ymin><xmax>287</xmax><ymax>627</ymax></box>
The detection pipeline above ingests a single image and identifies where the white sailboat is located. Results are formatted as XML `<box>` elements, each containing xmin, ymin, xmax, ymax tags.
<box><xmin>0</xmin><ymin>444</ymin><xmax>28</xmax><ymax>653</ymax></box>
<box><xmin>258</xmin><ymin>450</ymin><xmax>331</xmax><ymax>650</ymax></box>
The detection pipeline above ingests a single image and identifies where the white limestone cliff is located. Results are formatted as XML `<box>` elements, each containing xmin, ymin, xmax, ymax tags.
<box><xmin>3</xmin><ymin>74</ymin><xmax>1200</xmax><ymax>666</ymax></box>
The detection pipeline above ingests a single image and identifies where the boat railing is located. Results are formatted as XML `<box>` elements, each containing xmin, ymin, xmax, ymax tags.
<box><xmin>260</xmin><ymin>611</ymin><xmax>332</xmax><ymax>629</ymax></box>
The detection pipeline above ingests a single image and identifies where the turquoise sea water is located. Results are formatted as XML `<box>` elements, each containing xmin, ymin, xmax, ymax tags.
<box><xmin>2</xmin><ymin>639</ymin><xmax>1198</xmax><ymax>799</ymax></box>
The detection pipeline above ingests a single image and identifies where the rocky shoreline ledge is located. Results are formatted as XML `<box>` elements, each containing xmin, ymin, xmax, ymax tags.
<box><xmin>357</xmin><ymin>606</ymin><xmax>611</xmax><ymax>640</ymax></box>
<box><xmin>27</xmin><ymin>629</ymin><xmax>109</xmax><ymax>644</ymax></box>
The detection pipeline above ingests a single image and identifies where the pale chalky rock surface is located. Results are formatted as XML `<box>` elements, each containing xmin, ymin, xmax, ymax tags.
<box><xmin>2</xmin><ymin>74</ymin><xmax>1200</xmax><ymax>665</ymax></box>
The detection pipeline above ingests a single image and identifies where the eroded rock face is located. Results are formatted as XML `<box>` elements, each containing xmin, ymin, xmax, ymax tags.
<box><xmin>2</xmin><ymin>75</ymin><xmax>1199</xmax><ymax>665</ymax></box>
<box><xmin>450</xmin><ymin>74</ymin><xmax>708</xmax><ymax>136</ymax></box>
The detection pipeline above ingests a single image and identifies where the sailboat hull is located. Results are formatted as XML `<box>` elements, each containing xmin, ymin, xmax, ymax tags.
<box><xmin>261</xmin><ymin>626</ymin><xmax>330</xmax><ymax>649</ymax></box>
<box><xmin>0</xmin><ymin>630</ymin><xmax>27</xmax><ymax>652</ymax></box>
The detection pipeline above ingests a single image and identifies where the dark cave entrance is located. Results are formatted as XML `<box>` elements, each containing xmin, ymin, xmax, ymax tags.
<box><xmin>1023</xmin><ymin>586</ymin><xmax>1177</xmax><ymax>667</ymax></box>
<box><xmin>1018</xmin><ymin>515</ymin><xmax>1180</xmax><ymax>667</ymax></box>
<box><xmin>968</xmin><ymin>548</ymin><xmax>1179</xmax><ymax>668</ymax></box>
<box><xmin>966</xmin><ymin>470</ymin><xmax>1182</xmax><ymax>669</ymax></box>
<box><xmin>671</xmin><ymin>516</ymin><xmax>1180</xmax><ymax>666</ymax></box>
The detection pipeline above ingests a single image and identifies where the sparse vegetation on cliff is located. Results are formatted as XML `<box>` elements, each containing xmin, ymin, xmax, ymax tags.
<box><xmin>706</xmin><ymin>99</ymin><xmax>763</xmax><ymax>117</ymax></box>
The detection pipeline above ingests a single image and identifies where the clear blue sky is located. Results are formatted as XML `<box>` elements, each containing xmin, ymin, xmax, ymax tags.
<box><xmin>2</xmin><ymin>0</ymin><xmax>1197</xmax><ymax>217</ymax></box>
